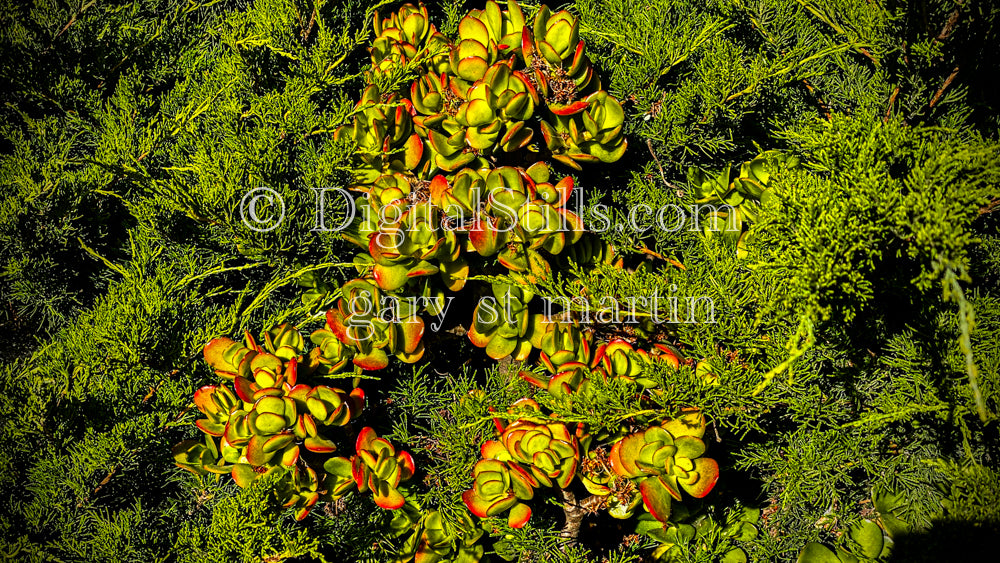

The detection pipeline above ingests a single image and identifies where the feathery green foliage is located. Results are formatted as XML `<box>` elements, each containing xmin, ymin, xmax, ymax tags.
<box><xmin>2</xmin><ymin>1</ymin><xmax>998</xmax><ymax>562</ymax></box>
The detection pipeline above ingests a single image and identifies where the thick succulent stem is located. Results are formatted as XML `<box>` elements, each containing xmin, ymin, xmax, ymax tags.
<box><xmin>558</xmin><ymin>488</ymin><xmax>604</xmax><ymax>545</ymax></box>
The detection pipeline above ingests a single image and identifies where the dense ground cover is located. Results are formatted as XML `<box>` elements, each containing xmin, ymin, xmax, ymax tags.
<box><xmin>1</xmin><ymin>1</ymin><xmax>998</xmax><ymax>562</ymax></box>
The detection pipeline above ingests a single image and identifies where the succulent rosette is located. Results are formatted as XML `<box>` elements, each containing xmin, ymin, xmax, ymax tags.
<box><xmin>335</xmin><ymin>85</ymin><xmax>424</xmax><ymax>183</ymax></box>
<box><xmin>525</xmin><ymin>319</ymin><xmax>594</xmax><ymax>397</ymax></box>
<box><xmin>324</xmin><ymin>279</ymin><xmax>426</xmax><ymax>368</ymax></box>
<box><xmin>463</xmin><ymin>164</ymin><xmax>583</xmax><ymax>280</ymax></box>
<box><xmin>540</xmin><ymin>90</ymin><xmax>627</xmax><ymax>169</ymax></box>
<box><xmin>468</xmin><ymin>282</ymin><xmax>537</xmax><ymax>360</ymax></box>
<box><xmin>462</xmin><ymin>458</ymin><xmax>537</xmax><ymax>529</ymax></box>
<box><xmin>174</xmin><ymin>324</ymin><xmax>369</xmax><ymax>520</ymax></box>
<box><xmin>522</xmin><ymin>5</ymin><xmax>599</xmax><ymax>106</ymax></box>
<box><xmin>391</xmin><ymin>505</ymin><xmax>486</xmax><ymax>563</ymax></box>
<box><xmin>607</xmin><ymin>410</ymin><xmax>720</xmax><ymax>522</ymax></box>
<box><xmin>351</xmin><ymin>427</ymin><xmax>416</xmax><ymax>509</ymax></box>
<box><xmin>486</xmin><ymin>418</ymin><xmax>580</xmax><ymax>489</ymax></box>
<box><xmin>462</xmin><ymin>399</ymin><xmax>589</xmax><ymax>529</ymax></box>
<box><xmin>448</xmin><ymin>0</ymin><xmax>528</xmax><ymax>89</ymax></box>
<box><xmin>463</xmin><ymin>0</ymin><xmax>526</xmax><ymax>57</ymax></box>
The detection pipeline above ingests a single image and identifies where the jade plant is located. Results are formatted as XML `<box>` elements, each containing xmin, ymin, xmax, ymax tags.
<box><xmin>688</xmin><ymin>152</ymin><xmax>799</xmax><ymax>257</ymax></box>
<box><xmin>603</xmin><ymin>409</ymin><xmax>720</xmax><ymax>523</ymax></box>
<box><xmin>298</xmin><ymin>1</ymin><xmax>635</xmax><ymax>391</ymax></box>
<box><xmin>326</xmin><ymin>0</ymin><xmax>626</xmax><ymax>359</ymax></box>
<box><xmin>173</xmin><ymin>324</ymin><xmax>414</xmax><ymax>520</ymax></box>
<box><xmin>173</xmin><ymin>0</ymin><xmax>721</xmax><ymax>555</ymax></box>
<box><xmin>462</xmin><ymin>399</ymin><xmax>586</xmax><ymax>528</ymax></box>
<box><xmin>461</xmin><ymin>400</ymin><xmax>720</xmax><ymax>544</ymax></box>
<box><xmin>390</xmin><ymin>503</ymin><xmax>485</xmax><ymax>563</ymax></box>
<box><xmin>795</xmin><ymin>490</ymin><xmax>906</xmax><ymax>563</ymax></box>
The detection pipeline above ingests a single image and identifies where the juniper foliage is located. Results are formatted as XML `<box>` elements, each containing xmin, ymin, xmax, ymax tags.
<box><xmin>1</xmin><ymin>0</ymin><xmax>998</xmax><ymax>562</ymax></box>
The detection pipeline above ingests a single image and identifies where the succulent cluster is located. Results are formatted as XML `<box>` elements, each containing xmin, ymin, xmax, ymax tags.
<box><xmin>390</xmin><ymin>504</ymin><xmax>485</xmax><ymax>563</ymax></box>
<box><xmin>315</xmin><ymin>279</ymin><xmax>427</xmax><ymax>370</ymax></box>
<box><xmin>172</xmin><ymin>325</ymin><xmax>413</xmax><ymax>519</ymax></box>
<box><xmin>567</xmin><ymin>409</ymin><xmax>720</xmax><ymax>526</ymax></box>
<box><xmin>636</xmin><ymin>505</ymin><xmax>759</xmax><ymax>562</ymax></box>
<box><xmin>329</xmin><ymin>0</ymin><xmax>626</xmax><ymax>342</ymax></box>
<box><xmin>460</xmin><ymin>401</ymin><xmax>719</xmax><ymax>541</ymax></box>
<box><xmin>300</xmin><ymin>1</ymin><xmax>637</xmax><ymax>378</ymax></box>
<box><xmin>341</xmin><ymin>0</ymin><xmax>624</xmax><ymax>176</ymax></box>
<box><xmin>175</xmin><ymin>1</ymin><xmax>720</xmax><ymax>556</ymax></box>
<box><xmin>521</xmin><ymin>325</ymin><xmax>684</xmax><ymax>399</ymax></box>
<box><xmin>688</xmin><ymin>152</ymin><xmax>798</xmax><ymax>258</ymax></box>
<box><xmin>796</xmin><ymin>490</ymin><xmax>907</xmax><ymax>563</ymax></box>
<box><xmin>462</xmin><ymin>399</ymin><xmax>587</xmax><ymax>528</ymax></box>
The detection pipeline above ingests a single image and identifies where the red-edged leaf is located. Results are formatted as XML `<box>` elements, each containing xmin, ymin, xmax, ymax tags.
<box><xmin>639</xmin><ymin>476</ymin><xmax>674</xmax><ymax>522</ymax></box>
<box><xmin>552</xmin><ymin>153</ymin><xmax>582</xmax><ymax>170</ymax></box>
<box><xmin>284</xmin><ymin>356</ymin><xmax>297</xmax><ymax>386</ymax></box>
<box><xmin>405</xmin><ymin>260</ymin><xmax>439</xmax><ymax>278</ymax></box>
<box><xmin>398</xmin><ymin>450</ymin><xmax>416</xmax><ymax>480</ymax></box>
<box><xmin>356</xmin><ymin>426</ymin><xmax>378</xmax><ymax>453</ymax></box>
<box><xmin>195</xmin><ymin>418</ymin><xmax>224</xmax><ymax>437</ymax></box>
<box><xmin>304</xmin><ymin>436</ymin><xmax>337</xmax><ymax>453</ymax></box>
<box><xmin>288</xmin><ymin>384</ymin><xmax>311</xmax><ymax>402</ymax></box>
<box><xmin>462</xmin><ymin>489</ymin><xmax>492</xmax><ymax>518</ymax></box>
<box><xmin>549</xmin><ymin>100</ymin><xmax>589</xmax><ymax>116</ymax></box>
<box><xmin>556</xmin><ymin>464</ymin><xmax>576</xmax><ymax>489</ymax></box>
<box><xmin>429</xmin><ymin>174</ymin><xmax>449</xmax><ymax>207</ymax></box>
<box><xmin>353</xmin><ymin>349</ymin><xmax>389</xmax><ymax>370</ymax></box>
<box><xmin>653</xmin><ymin>343</ymin><xmax>681</xmax><ymax>369</ymax></box>
<box><xmin>368</xmin><ymin>232</ymin><xmax>398</xmax><ymax>263</ymax></box>
<box><xmin>232</xmin><ymin>464</ymin><xmax>258</xmax><ymax>488</ymax></box>
<box><xmin>349</xmin><ymin>387</ymin><xmax>365</xmax><ymax>418</ymax></box>
<box><xmin>506</xmin><ymin>464</ymin><xmax>537</xmax><ymax>498</ymax></box>
<box><xmin>507</xmin><ymin>503</ymin><xmax>531</xmax><ymax>528</ymax></box>
<box><xmin>203</xmin><ymin>337</ymin><xmax>236</xmax><ymax>370</ymax></box>
<box><xmin>469</xmin><ymin>217</ymin><xmax>502</xmax><ymax>255</ymax></box>
<box><xmin>481</xmin><ymin>440</ymin><xmax>508</xmax><ymax>460</ymax></box>
<box><xmin>683</xmin><ymin>458</ymin><xmax>719</xmax><ymax>498</ymax></box>
<box><xmin>399</xmin><ymin>317</ymin><xmax>425</xmax><ymax>354</ymax></box>
<box><xmin>468</xmin><ymin>323</ymin><xmax>492</xmax><ymax>348</ymax></box>
<box><xmin>244</xmin><ymin>330</ymin><xmax>262</xmax><ymax>353</ymax></box>
<box><xmin>514</xmin><ymin>70</ymin><xmax>539</xmax><ymax>106</ymax></box>
<box><xmin>193</xmin><ymin>386</ymin><xmax>218</xmax><ymax>413</ymax></box>
<box><xmin>609</xmin><ymin>434</ymin><xmax>644</xmax><ymax>478</ymax></box>
<box><xmin>568</xmin><ymin>40</ymin><xmax>586</xmax><ymax>75</ymax></box>
<box><xmin>463</xmin><ymin>98</ymin><xmax>494</xmax><ymax>127</ymax></box>
<box><xmin>458</xmin><ymin>14</ymin><xmax>489</xmax><ymax>42</ymax></box>
<box><xmin>246</xmin><ymin>434</ymin><xmax>268</xmax><ymax>465</ymax></box>
<box><xmin>281</xmin><ymin>444</ymin><xmax>299</xmax><ymax>467</ymax></box>
<box><xmin>233</xmin><ymin>376</ymin><xmax>255</xmax><ymax>403</ymax></box>
<box><xmin>373</xmin><ymin>263</ymin><xmax>410</xmax><ymax>291</ymax></box>
<box><xmin>554</xmin><ymin>175</ymin><xmax>574</xmax><ymax>206</ymax></box>
<box><xmin>352</xmin><ymin>456</ymin><xmax>367</xmax><ymax>489</ymax></box>
<box><xmin>262</xmin><ymin>432</ymin><xmax>294</xmax><ymax>454</ymax></box>
<box><xmin>327</xmin><ymin>310</ymin><xmax>353</xmax><ymax>345</ymax></box>
<box><xmin>519</xmin><ymin>370</ymin><xmax>548</xmax><ymax>388</ymax></box>
<box><xmin>521</xmin><ymin>27</ymin><xmax>534</xmax><ymax>63</ymax></box>
<box><xmin>374</xmin><ymin>485</ymin><xmax>406</xmax><ymax>510</ymax></box>
<box><xmin>539</xmin><ymin>119</ymin><xmax>559</xmax><ymax>149</ymax></box>
<box><xmin>403</xmin><ymin>134</ymin><xmax>423</xmax><ymax>169</ymax></box>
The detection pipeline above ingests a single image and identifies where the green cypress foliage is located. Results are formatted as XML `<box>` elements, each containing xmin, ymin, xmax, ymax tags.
<box><xmin>2</xmin><ymin>1</ymin><xmax>998</xmax><ymax>562</ymax></box>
